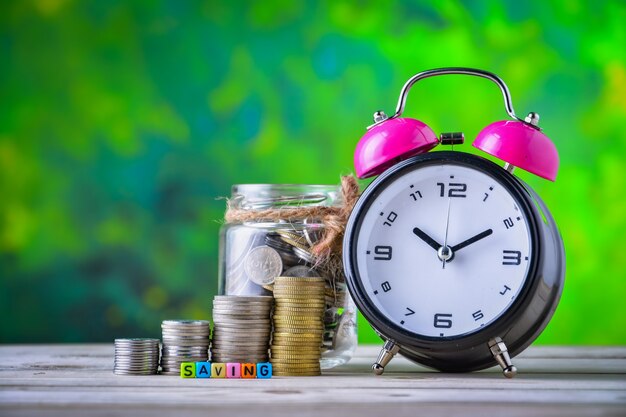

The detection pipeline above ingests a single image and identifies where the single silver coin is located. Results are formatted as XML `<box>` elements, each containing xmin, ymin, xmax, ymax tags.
<box><xmin>243</xmin><ymin>246</ymin><xmax>283</xmax><ymax>285</ymax></box>
<box><xmin>283</xmin><ymin>266</ymin><xmax>320</xmax><ymax>278</ymax></box>
<box><xmin>213</xmin><ymin>295</ymin><xmax>273</xmax><ymax>302</ymax></box>
<box><xmin>292</xmin><ymin>246</ymin><xmax>316</xmax><ymax>264</ymax></box>
<box><xmin>161</xmin><ymin>345</ymin><xmax>208</xmax><ymax>351</ymax></box>
<box><xmin>211</xmin><ymin>337</ymin><xmax>269</xmax><ymax>343</ymax></box>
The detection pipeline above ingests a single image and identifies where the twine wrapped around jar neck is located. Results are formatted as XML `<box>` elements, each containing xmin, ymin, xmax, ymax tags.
<box><xmin>224</xmin><ymin>176</ymin><xmax>360</xmax><ymax>260</ymax></box>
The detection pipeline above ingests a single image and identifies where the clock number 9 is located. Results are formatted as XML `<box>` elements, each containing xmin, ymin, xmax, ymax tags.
<box><xmin>373</xmin><ymin>245</ymin><xmax>393</xmax><ymax>261</ymax></box>
<box><xmin>433</xmin><ymin>313</ymin><xmax>453</xmax><ymax>328</ymax></box>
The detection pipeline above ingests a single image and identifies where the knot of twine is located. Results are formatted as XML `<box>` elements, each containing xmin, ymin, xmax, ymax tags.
<box><xmin>224</xmin><ymin>176</ymin><xmax>360</xmax><ymax>260</ymax></box>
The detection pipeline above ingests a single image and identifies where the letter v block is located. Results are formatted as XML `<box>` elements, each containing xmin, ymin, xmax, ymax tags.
<box><xmin>211</xmin><ymin>363</ymin><xmax>226</xmax><ymax>378</ymax></box>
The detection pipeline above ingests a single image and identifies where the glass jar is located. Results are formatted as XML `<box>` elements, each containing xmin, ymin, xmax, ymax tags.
<box><xmin>218</xmin><ymin>184</ymin><xmax>357</xmax><ymax>369</ymax></box>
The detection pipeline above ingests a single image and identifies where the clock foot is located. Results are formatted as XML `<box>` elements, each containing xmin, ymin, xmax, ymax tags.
<box><xmin>488</xmin><ymin>337</ymin><xmax>517</xmax><ymax>378</ymax></box>
<box><xmin>372</xmin><ymin>340</ymin><xmax>400</xmax><ymax>375</ymax></box>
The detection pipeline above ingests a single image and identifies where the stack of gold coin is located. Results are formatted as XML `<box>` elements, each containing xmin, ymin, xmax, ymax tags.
<box><xmin>271</xmin><ymin>276</ymin><xmax>325</xmax><ymax>376</ymax></box>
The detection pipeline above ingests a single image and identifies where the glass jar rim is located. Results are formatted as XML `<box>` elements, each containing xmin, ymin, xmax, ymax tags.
<box><xmin>231</xmin><ymin>184</ymin><xmax>341</xmax><ymax>210</ymax></box>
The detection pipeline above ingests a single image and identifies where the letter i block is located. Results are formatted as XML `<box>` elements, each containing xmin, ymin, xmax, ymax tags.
<box><xmin>226</xmin><ymin>363</ymin><xmax>241</xmax><ymax>378</ymax></box>
<box><xmin>181</xmin><ymin>362</ymin><xmax>195</xmax><ymax>378</ymax></box>
<box><xmin>241</xmin><ymin>363</ymin><xmax>256</xmax><ymax>379</ymax></box>
<box><xmin>256</xmin><ymin>362</ymin><xmax>272</xmax><ymax>379</ymax></box>
<box><xmin>195</xmin><ymin>362</ymin><xmax>211</xmax><ymax>378</ymax></box>
<box><xmin>211</xmin><ymin>363</ymin><xmax>226</xmax><ymax>378</ymax></box>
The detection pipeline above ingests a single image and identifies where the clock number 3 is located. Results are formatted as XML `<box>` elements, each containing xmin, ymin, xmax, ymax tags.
<box><xmin>502</xmin><ymin>250</ymin><xmax>522</xmax><ymax>265</ymax></box>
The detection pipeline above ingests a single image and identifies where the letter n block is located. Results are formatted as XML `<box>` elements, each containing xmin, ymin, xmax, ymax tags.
<box><xmin>195</xmin><ymin>362</ymin><xmax>211</xmax><ymax>378</ymax></box>
<box><xmin>241</xmin><ymin>363</ymin><xmax>256</xmax><ymax>378</ymax></box>
<box><xmin>211</xmin><ymin>362</ymin><xmax>226</xmax><ymax>378</ymax></box>
<box><xmin>256</xmin><ymin>362</ymin><xmax>272</xmax><ymax>379</ymax></box>
<box><xmin>226</xmin><ymin>362</ymin><xmax>241</xmax><ymax>378</ymax></box>
<box><xmin>180</xmin><ymin>362</ymin><xmax>195</xmax><ymax>378</ymax></box>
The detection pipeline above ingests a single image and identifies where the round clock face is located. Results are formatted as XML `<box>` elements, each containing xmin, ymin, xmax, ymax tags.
<box><xmin>354</xmin><ymin>159</ymin><xmax>533</xmax><ymax>339</ymax></box>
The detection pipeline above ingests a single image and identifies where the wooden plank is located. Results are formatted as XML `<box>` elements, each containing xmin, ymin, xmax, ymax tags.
<box><xmin>0</xmin><ymin>344</ymin><xmax>625</xmax><ymax>417</ymax></box>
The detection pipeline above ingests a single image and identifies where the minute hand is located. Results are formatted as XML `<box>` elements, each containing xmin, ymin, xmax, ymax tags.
<box><xmin>451</xmin><ymin>229</ymin><xmax>493</xmax><ymax>252</ymax></box>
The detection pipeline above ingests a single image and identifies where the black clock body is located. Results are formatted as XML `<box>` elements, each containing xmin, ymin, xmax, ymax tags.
<box><xmin>343</xmin><ymin>151</ymin><xmax>565</xmax><ymax>372</ymax></box>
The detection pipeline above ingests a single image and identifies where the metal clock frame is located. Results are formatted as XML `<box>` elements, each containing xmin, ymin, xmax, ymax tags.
<box><xmin>344</xmin><ymin>151</ymin><xmax>565</xmax><ymax>377</ymax></box>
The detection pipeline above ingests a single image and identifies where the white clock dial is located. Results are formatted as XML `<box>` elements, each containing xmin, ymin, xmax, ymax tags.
<box><xmin>355</xmin><ymin>162</ymin><xmax>532</xmax><ymax>338</ymax></box>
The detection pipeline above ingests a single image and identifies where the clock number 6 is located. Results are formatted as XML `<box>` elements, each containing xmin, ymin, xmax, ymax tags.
<box><xmin>433</xmin><ymin>313</ymin><xmax>453</xmax><ymax>328</ymax></box>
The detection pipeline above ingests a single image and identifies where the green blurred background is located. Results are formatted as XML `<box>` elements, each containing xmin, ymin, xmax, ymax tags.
<box><xmin>1</xmin><ymin>0</ymin><xmax>625</xmax><ymax>345</ymax></box>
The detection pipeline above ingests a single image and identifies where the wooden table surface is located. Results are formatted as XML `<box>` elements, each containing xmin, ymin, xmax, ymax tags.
<box><xmin>0</xmin><ymin>344</ymin><xmax>625</xmax><ymax>417</ymax></box>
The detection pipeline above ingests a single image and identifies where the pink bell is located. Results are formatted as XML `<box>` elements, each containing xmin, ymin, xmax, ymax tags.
<box><xmin>353</xmin><ymin>68</ymin><xmax>560</xmax><ymax>181</ymax></box>
<box><xmin>473</xmin><ymin>114</ymin><xmax>559</xmax><ymax>181</ymax></box>
<box><xmin>354</xmin><ymin>117</ymin><xmax>438</xmax><ymax>179</ymax></box>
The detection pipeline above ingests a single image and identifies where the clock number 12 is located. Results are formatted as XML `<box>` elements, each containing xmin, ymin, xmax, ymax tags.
<box><xmin>437</xmin><ymin>182</ymin><xmax>467</xmax><ymax>198</ymax></box>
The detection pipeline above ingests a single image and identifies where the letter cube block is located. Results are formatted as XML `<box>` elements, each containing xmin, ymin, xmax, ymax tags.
<box><xmin>195</xmin><ymin>362</ymin><xmax>211</xmax><ymax>378</ymax></box>
<box><xmin>180</xmin><ymin>362</ymin><xmax>195</xmax><ymax>378</ymax></box>
<box><xmin>211</xmin><ymin>362</ymin><xmax>226</xmax><ymax>378</ymax></box>
<box><xmin>256</xmin><ymin>362</ymin><xmax>272</xmax><ymax>379</ymax></box>
<box><xmin>226</xmin><ymin>362</ymin><xmax>241</xmax><ymax>378</ymax></box>
<box><xmin>241</xmin><ymin>363</ymin><xmax>256</xmax><ymax>378</ymax></box>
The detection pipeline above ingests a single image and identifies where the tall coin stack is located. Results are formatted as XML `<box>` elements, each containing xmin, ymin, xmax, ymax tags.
<box><xmin>159</xmin><ymin>320</ymin><xmax>211</xmax><ymax>375</ymax></box>
<box><xmin>271</xmin><ymin>276</ymin><xmax>326</xmax><ymax>376</ymax></box>
<box><xmin>114</xmin><ymin>338</ymin><xmax>160</xmax><ymax>375</ymax></box>
<box><xmin>210</xmin><ymin>295</ymin><xmax>272</xmax><ymax>363</ymax></box>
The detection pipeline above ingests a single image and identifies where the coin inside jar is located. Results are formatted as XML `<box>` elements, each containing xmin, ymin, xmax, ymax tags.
<box><xmin>244</xmin><ymin>245</ymin><xmax>283</xmax><ymax>285</ymax></box>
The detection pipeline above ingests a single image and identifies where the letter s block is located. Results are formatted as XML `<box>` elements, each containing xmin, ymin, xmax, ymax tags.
<box><xmin>180</xmin><ymin>362</ymin><xmax>195</xmax><ymax>378</ymax></box>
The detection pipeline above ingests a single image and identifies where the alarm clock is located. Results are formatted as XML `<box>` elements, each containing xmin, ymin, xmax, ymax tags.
<box><xmin>343</xmin><ymin>68</ymin><xmax>565</xmax><ymax>378</ymax></box>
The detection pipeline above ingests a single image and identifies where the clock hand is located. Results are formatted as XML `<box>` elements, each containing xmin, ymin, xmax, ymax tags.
<box><xmin>441</xmin><ymin>198</ymin><xmax>452</xmax><ymax>269</ymax></box>
<box><xmin>412</xmin><ymin>227</ymin><xmax>441</xmax><ymax>251</ymax></box>
<box><xmin>451</xmin><ymin>229</ymin><xmax>493</xmax><ymax>252</ymax></box>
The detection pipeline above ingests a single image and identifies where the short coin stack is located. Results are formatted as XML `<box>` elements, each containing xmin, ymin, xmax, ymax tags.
<box><xmin>114</xmin><ymin>338</ymin><xmax>160</xmax><ymax>375</ymax></box>
<box><xmin>271</xmin><ymin>276</ymin><xmax>325</xmax><ymax>376</ymax></box>
<box><xmin>210</xmin><ymin>295</ymin><xmax>272</xmax><ymax>363</ymax></box>
<box><xmin>160</xmin><ymin>320</ymin><xmax>211</xmax><ymax>375</ymax></box>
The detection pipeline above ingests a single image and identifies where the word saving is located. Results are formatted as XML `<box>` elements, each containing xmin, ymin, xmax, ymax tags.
<box><xmin>181</xmin><ymin>362</ymin><xmax>272</xmax><ymax>378</ymax></box>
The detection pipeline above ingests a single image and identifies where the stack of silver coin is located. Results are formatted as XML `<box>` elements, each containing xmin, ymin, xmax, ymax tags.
<box><xmin>159</xmin><ymin>320</ymin><xmax>211</xmax><ymax>375</ymax></box>
<box><xmin>114</xmin><ymin>338</ymin><xmax>160</xmax><ymax>375</ymax></box>
<box><xmin>210</xmin><ymin>296</ymin><xmax>272</xmax><ymax>363</ymax></box>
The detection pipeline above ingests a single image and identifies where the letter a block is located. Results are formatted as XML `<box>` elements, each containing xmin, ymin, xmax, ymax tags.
<box><xmin>195</xmin><ymin>362</ymin><xmax>211</xmax><ymax>378</ymax></box>
<box><xmin>211</xmin><ymin>363</ymin><xmax>226</xmax><ymax>378</ymax></box>
<box><xmin>241</xmin><ymin>363</ymin><xmax>256</xmax><ymax>379</ymax></box>
<box><xmin>181</xmin><ymin>362</ymin><xmax>195</xmax><ymax>378</ymax></box>
<box><xmin>256</xmin><ymin>362</ymin><xmax>272</xmax><ymax>379</ymax></box>
<box><xmin>226</xmin><ymin>363</ymin><xmax>241</xmax><ymax>378</ymax></box>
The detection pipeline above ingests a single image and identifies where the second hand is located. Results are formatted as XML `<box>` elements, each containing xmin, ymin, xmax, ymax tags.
<box><xmin>442</xmin><ymin>197</ymin><xmax>452</xmax><ymax>269</ymax></box>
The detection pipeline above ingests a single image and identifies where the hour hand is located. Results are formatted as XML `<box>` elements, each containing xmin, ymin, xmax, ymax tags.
<box><xmin>413</xmin><ymin>227</ymin><xmax>441</xmax><ymax>251</ymax></box>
